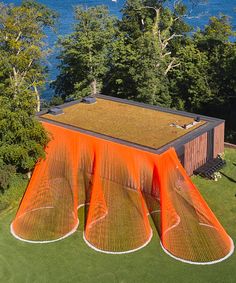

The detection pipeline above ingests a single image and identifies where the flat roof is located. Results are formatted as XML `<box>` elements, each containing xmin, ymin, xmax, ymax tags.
<box><xmin>41</xmin><ymin>97</ymin><xmax>206</xmax><ymax>150</ymax></box>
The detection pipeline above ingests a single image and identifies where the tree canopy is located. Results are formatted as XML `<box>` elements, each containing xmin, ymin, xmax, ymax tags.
<box><xmin>53</xmin><ymin>6</ymin><xmax>116</xmax><ymax>99</ymax></box>
<box><xmin>0</xmin><ymin>0</ymin><xmax>57</xmax><ymax>186</ymax></box>
<box><xmin>170</xmin><ymin>14</ymin><xmax>236</xmax><ymax>140</ymax></box>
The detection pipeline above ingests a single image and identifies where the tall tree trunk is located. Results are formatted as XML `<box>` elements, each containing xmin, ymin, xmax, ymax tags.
<box><xmin>34</xmin><ymin>85</ymin><xmax>40</xmax><ymax>112</ymax></box>
<box><xmin>91</xmin><ymin>79</ymin><xmax>97</xmax><ymax>97</ymax></box>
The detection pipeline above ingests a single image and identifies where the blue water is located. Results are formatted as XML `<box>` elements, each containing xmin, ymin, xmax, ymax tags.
<box><xmin>183</xmin><ymin>0</ymin><xmax>236</xmax><ymax>30</ymax></box>
<box><xmin>3</xmin><ymin>0</ymin><xmax>236</xmax><ymax>99</ymax></box>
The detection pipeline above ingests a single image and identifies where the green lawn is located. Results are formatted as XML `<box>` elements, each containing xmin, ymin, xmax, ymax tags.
<box><xmin>0</xmin><ymin>149</ymin><xmax>236</xmax><ymax>283</ymax></box>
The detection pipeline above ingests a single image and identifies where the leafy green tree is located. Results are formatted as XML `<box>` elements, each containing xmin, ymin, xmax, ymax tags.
<box><xmin>102</xmin><ymin>31</ymin><xmax>138</xmax><ymax>99</ymax></box>
<box><xmin>0</xmin><ymin>1</ymin><xmax>56</xmax><ymax>175</ymax></box>
<box><xmin>0</xmin><ymin>100</ymin><xmax>48</xmax><ymax>172</ymax></box>
<box><xmin>104</xmin><ymin>0</ymin><xmax>191</xmax><ymax>106</ymax></box>
<box><xmin>169</xmin><ymin>40</ymin><xmax>212</xmax><ymax>111</ymax></box>
<box><xmin>0</xmin><ymin>0</ymin><xmax>57</xmax><ymax>112</ymax></box>
<box><xmin>170</xmin><ymin>15</ymin><xmax>236</xmax><ymax>142</ymax></box>
<box><xmin>195</xmin><ymin>16</ymin><xmax>236</xmax><ymax>105</ymax></box>
<box><xmin>129</xmin><ymin>30</ymin><xmax>172</xmax><ymax>106</ymax></box>
<box><xmin>196</xmin><ymin>16</ymin><xmax>236</xmax><ymax>142</ymax></box>
<box><xmin>50</xmin><ymin>95</ymin><xmax>64</xmax><ymax>106</ymax></box>
<box><xmin>53</xmin><ymin>6</ymin><xmax>116</xmax><ymax>99</ymax></box>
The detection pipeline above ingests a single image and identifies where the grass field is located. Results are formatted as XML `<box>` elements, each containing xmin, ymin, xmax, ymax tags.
<box><xmin>43</xmin><ymin>98</ymin><xmax>205</xmax><ymax>149</ymax></box>
<box><xmin>0</xmin><ymin>149</ymin><xmax>236</xmax><ymax>283</ymax></box>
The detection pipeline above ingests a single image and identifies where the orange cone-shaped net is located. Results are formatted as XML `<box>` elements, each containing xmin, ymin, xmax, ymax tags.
<box><xmin>11</xmin><ymin>125</ymin><xmax>79</xmax><ymax>242</ymax></box>
<box><xmin>84</xmin><ymin>141</ymin><xmax>152</xmax><ymax>253</ymax></box>
<box><xmin>11</xmin><ymin>122</ymin><xmax>233</xmax><ymax>263</ymax></box>
<box><xmin>158</xmin><ymin>149</ymin><xmax>233</xmax><ymax>264</ymax></box>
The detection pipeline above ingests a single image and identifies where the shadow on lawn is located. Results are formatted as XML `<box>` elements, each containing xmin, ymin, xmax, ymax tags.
<box><xmin>220</xmin><ymin>171</ymin><xmax>236</xmax><ymax>183</ymax></box>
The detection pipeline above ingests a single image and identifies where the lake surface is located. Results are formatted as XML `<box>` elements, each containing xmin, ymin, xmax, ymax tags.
<box><xmin>3</xmin><ymin>0</ymin><xmax>236</xmax><ymax>99</ymax></box>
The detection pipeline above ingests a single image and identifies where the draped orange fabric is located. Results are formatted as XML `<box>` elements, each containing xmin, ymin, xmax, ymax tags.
<box><xmin>11</xmin><ymin>122</ymin><xmax>233</xmax><ymax>263</ymax></box>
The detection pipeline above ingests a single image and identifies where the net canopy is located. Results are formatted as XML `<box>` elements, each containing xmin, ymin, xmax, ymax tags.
<box><xmin>11</xmin><ymin>122</ymin><xmax>234</xmax><ymax>263</ymax></box>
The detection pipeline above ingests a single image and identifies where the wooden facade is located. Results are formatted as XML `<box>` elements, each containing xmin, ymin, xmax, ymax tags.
<box><xmin>184</xmin><ymin>133</ymin><xmax>208</xmax><ymax>176</ymax></box>
<box><xmin>213</xmin><ymin>123</ymin><xmax>225</xmax><ymax>158</ymax></box>
<box><xmin>183</xmin><ymin>122</ymin><xmax>225</xmax><ymax>175</ymax></box>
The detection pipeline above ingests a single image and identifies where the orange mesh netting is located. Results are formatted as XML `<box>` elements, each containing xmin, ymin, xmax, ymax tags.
<box><xmin>157</xmin><ymin>150</ymin><xmax>233</xmax><ymax>263</ymax></box>
<box><xmin>10</xmin><ymin>126</ymin><xmax>79</xmax><ymax>242</ymax></box>
<box><xmin>11</xmin><ymin>122</ymin><xmax>234</xmax><ymax>263</ymax></box>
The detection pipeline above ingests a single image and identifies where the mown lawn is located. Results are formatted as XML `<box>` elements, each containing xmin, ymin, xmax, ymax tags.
<box><xmin>0</xmin><ymin>149</ymin><xmax>235</xmax><ymax>283</ymax></box>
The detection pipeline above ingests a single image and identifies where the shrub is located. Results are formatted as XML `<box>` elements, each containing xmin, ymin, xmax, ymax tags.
<box><xmin>0</xmin><ymin>163</ymin><xmax>16</xmax><ymax>193</ymax></box>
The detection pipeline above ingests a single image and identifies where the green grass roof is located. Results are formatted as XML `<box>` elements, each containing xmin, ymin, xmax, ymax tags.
<box><xmin>42</xmin><ymin>98</ymin><xmax>205</xmax><ymax>149</ymax></box>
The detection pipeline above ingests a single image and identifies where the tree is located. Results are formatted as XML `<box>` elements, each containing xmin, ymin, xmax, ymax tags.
<box><xmin>0</xmin><ymin>0</ymin><xmax>57</xmax><ymax>112</ymax></box>
<box><xmin>195</xmin><ymin>15</ymin><xmax>236</xmax><ymax>142</ymax></box>
<box><xmin>0</xmin><ymin>100</ymin><xmax>48</xmax><ymax>172</ymax></box>
<box><xmin>0</xmin><ymin>1</ymin><xmax>56</xmax><ymax>176</ymax></box>
<box><xmin>102</xmin><ymin>30</ymin><xmax>138</xmax><ymax>99</ymax></box>
<box><xmin>169</xmin><ymin>39</ymin><xmax>212</xmax><ymax>111</ymax></box>
<box><xmin>170</xmin><ymin>15</ymin><xmax>236</xmax><ymax>142</ymax></box>
<box><xmin>103</xmin><ymin>0</ymin><xmax>191</xmax><ymax>106</ymax></box>
<box><xmin>53</xmin><ymin>6</ymin><xmax>116</xmax><ymax>99</ymax></box>
<box><xmin>194</xmin><ymin>15</ymin><xmax>236</xmax><ymax>105</ymax></box>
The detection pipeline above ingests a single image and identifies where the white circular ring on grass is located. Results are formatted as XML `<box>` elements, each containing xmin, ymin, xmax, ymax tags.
<box><xmin>160</xmin><ymin>236</ymin><xmax>234</xmax><ymax>265</ymax></box>
<box><xmin>82</xmin><ymin>199</ymin><xmax>153</xmax><ymax>254</ymax></box>
<box><xmin>146</xmin><ymin>209</ymin><xmax>161</xmax><ymax>216</ymax></box>
<box><xmin>10</xmin><ymin>219</ymin><xmax>79</xmax><ymax>244</ymax></box>
<box><xmin>159</xmin><ymin>213</ymin><xmax>234</xmax><ymax>265</ymax></box>
<box><xmin>77</xmin><ymin>203</ymin><xmax>90</xmax><ymax>209</ymax></box>
<box><xmin>10</xmin><ymin>202</ymin><xmax>90</xmax><ymax>243</ymax></box>
<box><xmin>10</xmin><ymin>205</ymin><xmax>80</xmax><ymax>244</ymax></box>
<box><xmin>83</xmin><ymin>228</ymin><xmax>153</xmax><ymax>254</ymax></box>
